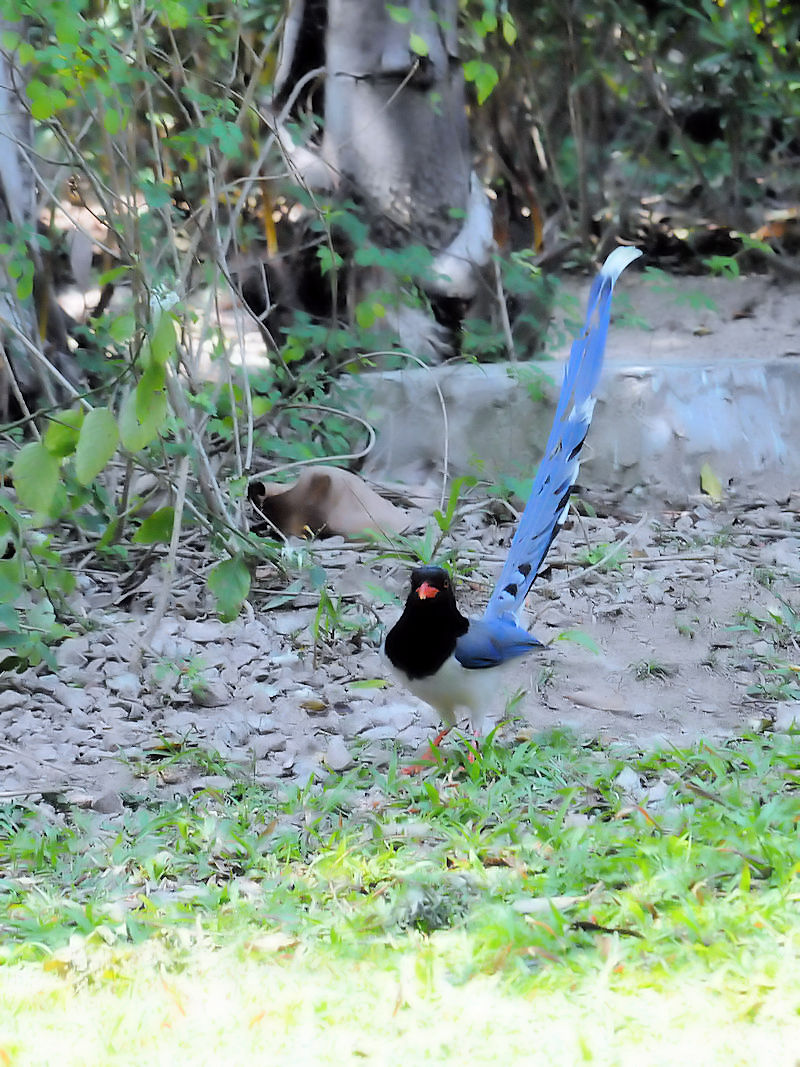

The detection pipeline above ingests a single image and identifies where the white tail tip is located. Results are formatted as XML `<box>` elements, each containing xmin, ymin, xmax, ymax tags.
<box><xmin>600</xmin><ymin>246</ymin><xmax>643</xmax><ymax>286</ymax></box>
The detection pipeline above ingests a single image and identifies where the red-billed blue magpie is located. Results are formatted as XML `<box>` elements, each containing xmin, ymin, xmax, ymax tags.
<box><xmin>384</xmin><ymin>246</ymin><xmax>642</xmax><ymax>740</ymax></box>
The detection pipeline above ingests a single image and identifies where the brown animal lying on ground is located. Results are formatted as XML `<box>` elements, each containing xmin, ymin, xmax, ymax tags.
<box><xmin>248</xmin><ymin>466</ymin><xmax>409</xmax><ymax>539</ymax></box>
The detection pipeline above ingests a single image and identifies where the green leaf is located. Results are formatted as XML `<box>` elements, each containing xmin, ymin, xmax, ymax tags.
<box><xmin>161</xmin><ymin>0</ymin><xmax>189</xmax><ymax>28</ymax></box>
<box><xmin>103</xmin><ymin>108</ymin><xmax>121</xmax><ymax>135</ymax></box>
<box><xmin>0</xmin><ymin>512</ymin><xmax>12</xmax><ymax>558</ymax></box>
<box><xmin>119</xmin><ymin>366</ymin><xmax>168</xmax><ymax>452</ymax></box>
<box><xmin>463</xmin><ymin>60</ymin><xmax>499</xmax><ymax>104</ymax></box>
<box><xmin>26</xmin><ymin>80</ymin><xmax>69</xmax><ymax>120</ymax></box>
<box><xmin>109</xmin><ymin>312</ymin><xmax>136</xmax><ymax>344</ymax></box>
<box><xmin>140</xmin><ymin>179</ymin><xmax>171</xmax><ymax>210</ymax></box>
<box><xmin>11</xmin><ymin>443</ymin><xmax>60</xmax><ymax>516</ymax></box>
<box><xmin>700</xmin><ymin>462</ymin><xmax>723</xmax><ymax>502</ymax></box>
<box><xmin>43</xmin><ymin>408</ymin><xmax>84</xmax><ymax>458</ymax></box>
<box><xmin>17</xmin><ymin>41</ymin><xmax>35</xmax><ymax>65</ymax></box>
<box><xmin>356</xmin><ymin>302</ymin><xmax>376</xmax><ymax>329</ymax></box>
<box><xmin>317</xmin><ymin>245</ymin><xmax>343</xmax><ymax>276</ymax></box>
<box><xmin>0</xmin><ymin>600</ymin><xmax>20</xmax><ymax>628</ymax></box>
<box><xmin>556</xmin><ymin>629</ymin><xmax>602</xmax><ymax>655</ymax></box>
<box><xmin>433</xmin><ymin>475</ymin><xmax>477</xmax><ymax>533</ymax></box>
<box><xmin>409</xmin><ymin>32</ymin><xmax>429</xmax><ymax>57</ymax></box>
<box><xmin>0</xmin><ymin>559</ymin><xmax>23</xmax><ymax>604</ymax></box>
<box><xmin>386</xmin><ymin>4</ymin><xmax>411</xmax><ymax>23</ymax></box>
<box><xmin>74</xmin><ymin>407</ymin><xmax>119</xmax><ymax>485</ymax></box>
<box><xmin>133</xmin><ymin>507</ymin><xmax>175</xmax><ymax>545</ymax></box>
<box><xmin>146</xmin><ymin>312</ymin><xmax>177</xmax><ymax>368</ymax></box>
<box><xmin>99</xmin><ymin>265</ymin><xmax>132</xmax><ymax>286</ymax></box>
<box><xmin>347</xmin><ymin>679</ymin><xmax>389</xmax><ymax>690</ymax></box>
<box><xmin>136</xmin><ymin>362</ymin><xmax>167</xmax><ymax>422</ymax></box>
<box><xmin>208</xmin><ymin>556</ymin><xmax>251</xmax><ymax>622</ymax></box>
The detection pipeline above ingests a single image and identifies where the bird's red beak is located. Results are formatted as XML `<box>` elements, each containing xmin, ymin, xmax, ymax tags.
<box><xmin>416</xmin><ymin>581</ymin><xmax>439</xmax><ymax>600</ymax></box>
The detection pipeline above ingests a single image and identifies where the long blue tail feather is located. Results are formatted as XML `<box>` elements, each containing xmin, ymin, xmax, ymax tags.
<box><xmin>484</xmin><ymin>246</ymin><xmax>641</xmax><ymax>622</ymax></box>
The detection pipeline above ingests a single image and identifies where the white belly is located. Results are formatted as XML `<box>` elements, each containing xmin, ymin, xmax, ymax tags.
<box><xmin>384</xmin><ymin>649</ymin><xmax>527</xmax><ymax>731</ymax></box>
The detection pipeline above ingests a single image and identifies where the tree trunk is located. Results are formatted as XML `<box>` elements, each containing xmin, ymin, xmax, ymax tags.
<box><xmin>0</xmin><ymin>23</ymin><xmax>74</xmax><ymax>420</ymax></box>
<box><xmin>0</xmin><ymin>26</ymin><xmax>40</xmax><ymax>419</ymax></box>
<box><xmin>270</xmin><ymin>0</ymin><xmax>492</xmax><ymax>360</ymax></box>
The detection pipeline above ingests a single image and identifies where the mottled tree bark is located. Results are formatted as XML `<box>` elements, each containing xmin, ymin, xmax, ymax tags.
<box><xmin>271</xmin><ymin>0</ymin><xmax>492</xmax><ymax>359</ymax></box>
<box><xmin>0</xmin><ymin>27</ymin><xmax>40</xmax><ymax>417</ymax></box>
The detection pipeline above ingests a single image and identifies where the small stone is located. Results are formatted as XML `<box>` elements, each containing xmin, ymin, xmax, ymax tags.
<box><xmin>614</xmin><ymin>766</ymin><xmax>642</xmax><ymax>798</ymax></box>
<box><xmin>194</xmin><ymin>775</ymin><xmax>234</xmax><ymax>793</ymax></box>
<box><xmin>772</xmin><ymin>703</ymin><xmax>800</xmax><ymax>733</ymax></box>
<box><xmin>182</xmin><ymin>620</ymin><xmax>226</xmax><ymax>643</ymax></box>
<box><xmin>249</xmin><ymin>686</ymin><xmax>278</xmax><ymax>714</ymax></box>
<box><xmin>0</xmin><ymin>691</ymin><xmax>26</xmax><ymax>711</ymax></box>
<box><xmin>106</xmin><ymin>672</ymin><xmax>141</xmax><ymax>698</ymax></box>
<box><xmin>251</xmin><ymin>734</ymin><xmax>286</xmax><ymax>759</ymax></box>
<box><xmin>231</xmin><ymin>644</ymin><xmax>261</xmax><ymax>670</ymax></box>
<box><xmin>223</xmin><ymin>719</ymin><xmax>253</xmax><ymax>748</ymax></box>
<box><xmin>359</xmin><ymin>724</ymin><xmax>398</xmax><ymax>742</ymax></box>
<box><xmin>191</xmin><ymin>682</ymin><xmax>229</xmax><ymax>708</ymax></box>
<box><xmin>367</xmin><ymin>704</ymin><xmax>415</xmax><ymax>732</ymax></box>
<box><xmin>58</xmin><ymin>686</ymin><xmax>93</xmax><ymax>712</ymax></box>
<box><xmin>4</xmin><ymin>712</ymin><xmax>37</xmax><ymax>741</ymax></box>
<box><xmin>30</xmin><ymin>674</ymin><xmax>59</xmax><ymax>695</ymax></box>
<box><xmin>323</xmin><ymin>735</ymin><xmax>354</xmax><ymax>772</ymax></box>
<box><xmin>269</xmin><ymin>652</ymin><xmax>302</xmax><ymax>669</ymax></box>
<box><xmin>92</xmin><ymin>790</ymin><xmax>123</xmax><ymax>814</ymax></box>
<box><xmin>292</xmin><ymin>755</ymin><xmax>323</xmax><ymax>781</ymax></box>
<box><xmin>75</xmin><ymin>749</ymin><xmax>101</xmax><ymax>765</ymax></box>
<box><xmin>56</xmin><ymin>640</ymin><xmax>89</xmax><ymax>668</ymax></box>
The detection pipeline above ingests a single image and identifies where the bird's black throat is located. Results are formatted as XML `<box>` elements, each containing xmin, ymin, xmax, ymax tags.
<box><xmin>385</xmin><ymin>588</ymin><xmax>469</xmax><ymax>681</ymax></box>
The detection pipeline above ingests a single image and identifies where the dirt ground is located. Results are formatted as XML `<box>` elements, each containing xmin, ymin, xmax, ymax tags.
<box><xmin>2</xmin><ymin>494</ymin><xmax>797</xmax><ymax>811</ymax></box>
<box><xmin>2</xmin><ymin>275</ymin><xmax>799</xmax><ymax>810</ymax></box>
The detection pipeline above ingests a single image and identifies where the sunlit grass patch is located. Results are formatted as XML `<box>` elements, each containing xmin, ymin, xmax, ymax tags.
<box><xmin>0</xmin><ymin>730</ymin><xmax>798</xmax><ymax>1063</ymax></box>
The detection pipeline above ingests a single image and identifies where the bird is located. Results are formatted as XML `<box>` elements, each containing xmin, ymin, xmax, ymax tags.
<box><xmin>384</xmin><ymin>245</ymin><xmax>642</xmax><ymax>751</ymax></box>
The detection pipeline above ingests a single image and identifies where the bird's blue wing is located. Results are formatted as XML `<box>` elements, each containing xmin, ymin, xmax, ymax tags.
<box><xmin>454</xmin><ymin>616</ymin><xmax>542</xmax><ymax>669</ymax></box>
<box><xmin>484</xmin><ymin>246</ymin><xmax>642</xmax><ymax>622</ymax></box>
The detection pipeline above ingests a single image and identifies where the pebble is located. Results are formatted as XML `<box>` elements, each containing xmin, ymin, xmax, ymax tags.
<box><xmin>250</xmin><ymin>734</ymin><xmax>286</xmax><ymax>759</ymax></box>
<box><xmin>191</xmin><ymin>681</ymin><xmax>230</xmax><ymax>708</ymax></box>
<box><xmin>195</xmin><ymin>775</ymin><xmax>235</xmax><ymax>793</ymax></box>
<box><xmin>106</xmin><ymin>672</ymin><xmax>141</xmax><ymax>698</ymax></box>
<box><xmin>0</xmin><ymin>691</ymin><xmax>26</xmax><ymax>711</ymax></box>
<box><xmin>368</xmin><ymin>704</ymin><xmax>416</xmax><ymax>732</ymax></box>
<box><xmin>5</xmin><ymin>713</ymin><xmax>38</xmax><ymax>742</ymax></box>
<box><xmin>359</xmin><ymin>724</ymin><xmax>398</xmax><ymax>742</ymax></box>
<box><xmin>56</xmin><ymin>641</ymin><xmax>89</xmax><ymax>668</ymax></box>
<box><xmin>182</xmin><ymin>620</ymin><xmax>228</xmax><ymax>643</ymax></box>
<box><xmin>249</xmin><ymin>686</ymin><xmax>278</xmax><ymax>715</ymax></box>
<box><xmin>614</xmin><ymin>766</ymin><xmax>643</xmax><ymax>798</ymax></box>
<box><xmin>92</xmin><ymin>790</ymin><xmax>124</xmax><ymax>814</ymax></box>
<box><xmin>323</xmin><ymin>735</ymin><xmax>354</xmax><ymax>772</ymax></box>
<box><xmin>772</xmin><ymin>703</ymin><xmax>800</xmax><ymax>733</ymax></box>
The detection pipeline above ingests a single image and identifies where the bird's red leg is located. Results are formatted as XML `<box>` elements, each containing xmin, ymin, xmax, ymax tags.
<box><xmin>465</xmin><ymin>727</ymin><xmax>481</xmax><ymax>764</ymax></box>
<box><xmin>401</xmin><ymin>726</ymin><xmax>452</xmax><ymax>775</ymax></box>
<box><xmin>431</xmin><ymin>725</ymin><xmax>452</xmax><ymax>748</ymax></box>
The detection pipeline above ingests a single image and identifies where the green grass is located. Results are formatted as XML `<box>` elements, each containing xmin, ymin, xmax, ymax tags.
<box><xmin>1</xmin><ymin>730</ymin><xmax>799</xmax><ymax>1064</ymax></box>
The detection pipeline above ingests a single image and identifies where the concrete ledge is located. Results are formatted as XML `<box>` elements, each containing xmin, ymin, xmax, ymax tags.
<box><xmin>357</xmin><ymin>358</ymin><xmax>799</xmax><ymax>505</ymax></box>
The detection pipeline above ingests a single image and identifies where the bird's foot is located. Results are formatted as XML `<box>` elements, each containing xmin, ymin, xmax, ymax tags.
<box><xmin>401</xmin><ymin>726</ymin><xmax>452</xmax><ymax>775</ymax></box>
<box><xmin>465</xmin><ymin>729</ymin><xmax>481</xmax><ymax>764</ymax></box>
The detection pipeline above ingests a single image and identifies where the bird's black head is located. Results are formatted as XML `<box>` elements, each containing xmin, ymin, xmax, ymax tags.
<box><xmin>408</xmin><ymin>565</ymin><xmax>455</xmax><ymax>605</ymax></box>
<box><xmin>385</xmin><ymin>565</ymin><xmax>469</xmax><ymax>680</ymax></box>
